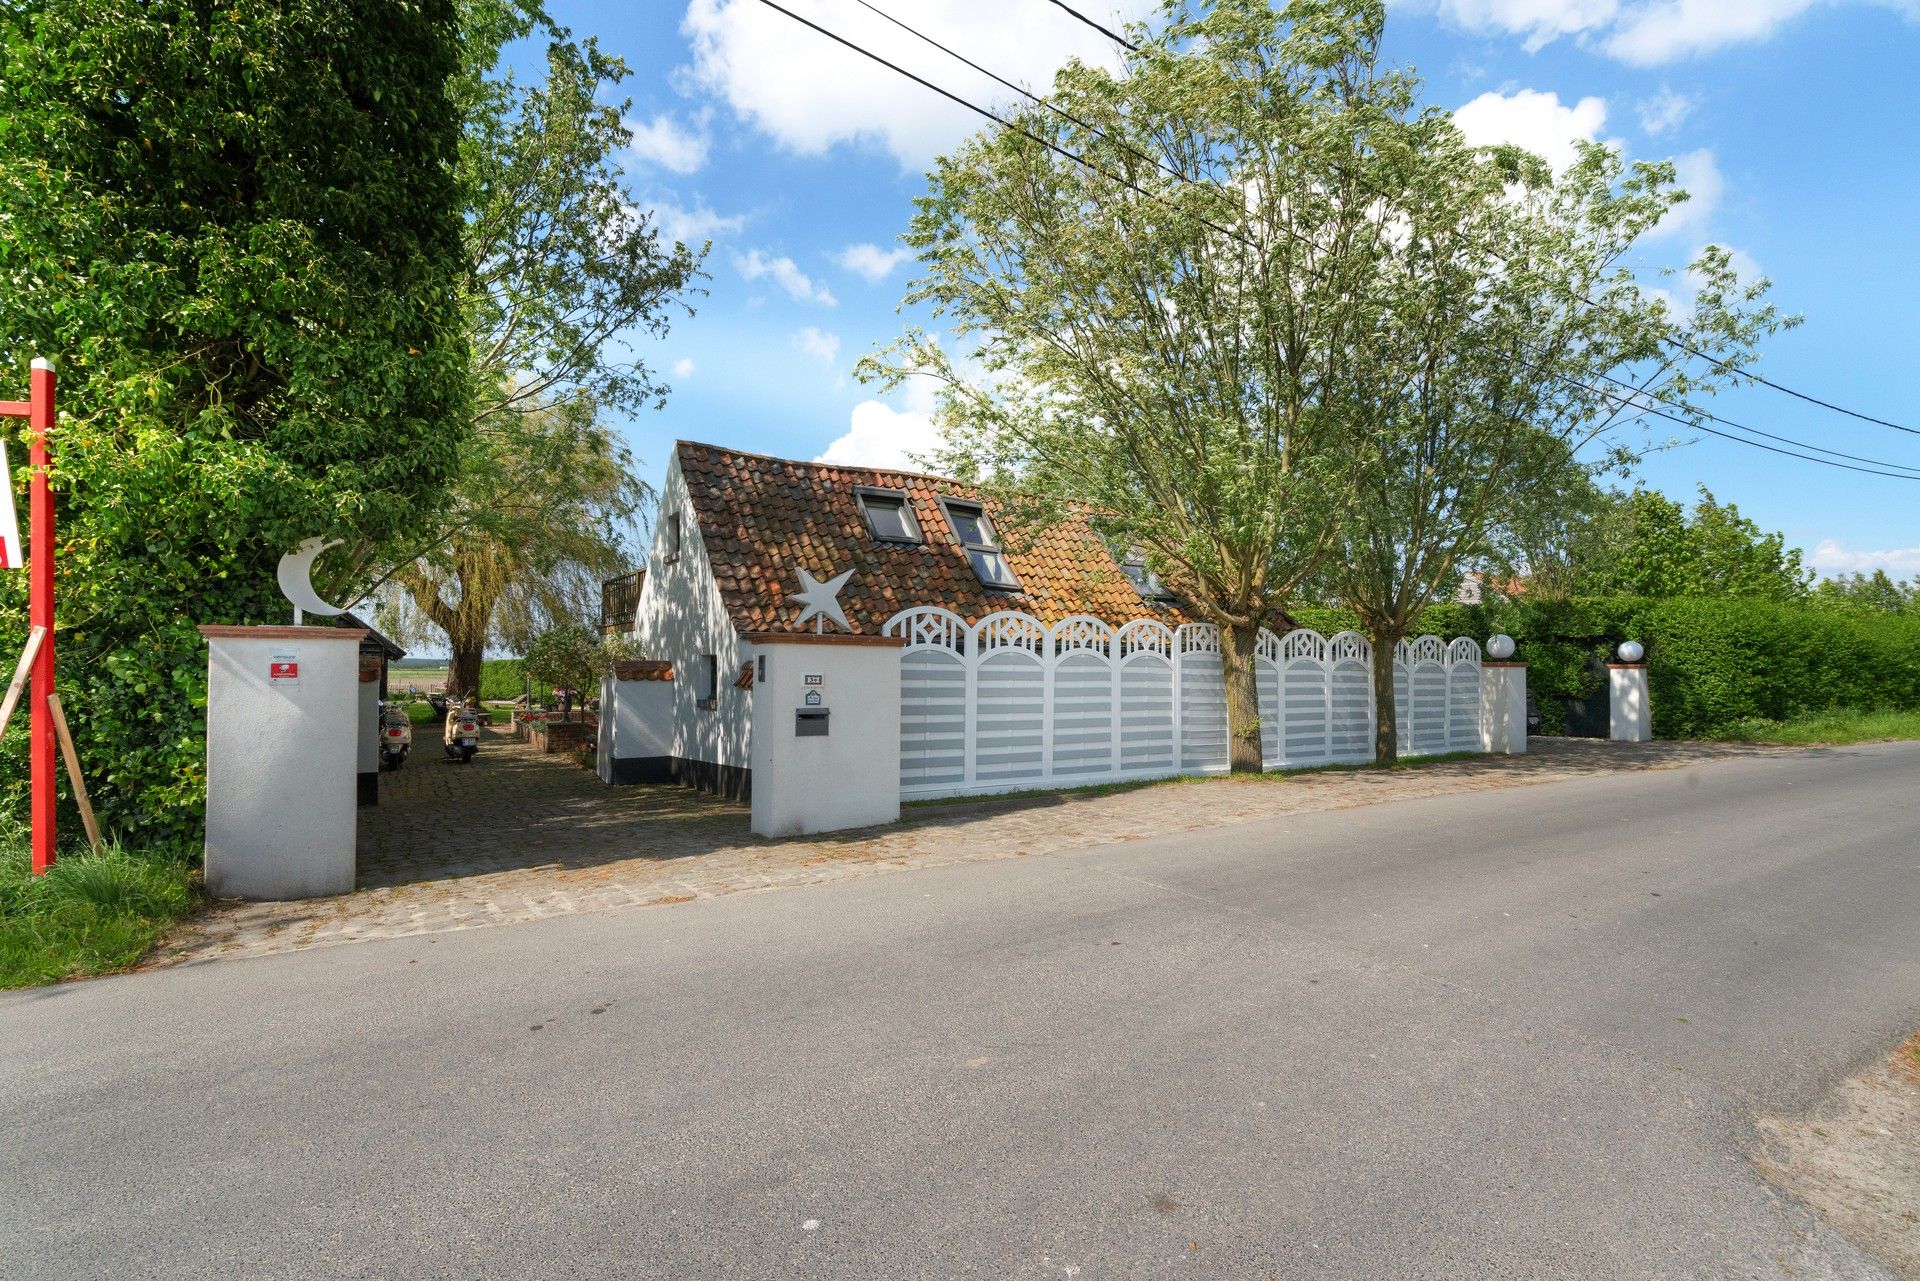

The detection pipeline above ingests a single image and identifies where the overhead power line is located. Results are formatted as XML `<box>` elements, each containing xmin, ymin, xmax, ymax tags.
<box><xmin>1039</xmin><ymin>0</ymin><xmax>1920</xmax><ymax>438</ymax></box>
<box><xmin>750</xmin><ymin>0</ymin><xmax>1920</xmax><ymax>480</ymax></box>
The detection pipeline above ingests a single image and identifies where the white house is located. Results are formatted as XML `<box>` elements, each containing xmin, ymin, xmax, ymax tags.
<box><xmin>610</xmin><ymin>440</ymin><xmax>1223</xmax><ymax>800</ymax></box>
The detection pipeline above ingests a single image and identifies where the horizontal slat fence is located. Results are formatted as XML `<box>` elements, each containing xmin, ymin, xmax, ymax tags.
<box><xmin>885</xmin><ymin>608</ymin><xmax>1482</xmax><ymax>801</ymax></box>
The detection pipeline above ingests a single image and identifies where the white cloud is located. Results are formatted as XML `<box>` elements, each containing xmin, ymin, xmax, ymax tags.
<box><xmin>681</xmin><ymin>0</ymin><xmax>1156</xmax><ymax>170</ymax></box>
<box><xmin>735</xmin><ymin>249</ymin><xmax>837</xmax><ymax>305</ymax></box>
<box><xmin>1453</xmin><ymin>89</ymin><xmax>1609</xmax><ymax>172</ymax></box>
<box><xmin>628</xmin><ymin>111</ymin><xmax>711</xmax><ymax>174</ymax></box>
<box><xmin>1410</xmin><ymin>0</ymin><xmax>1621</xmax><ymax>51</ymax></box>
<box><xmin>835</xmin><ymin>242</ymin><xmax>913</xmax><ymax>283</ymax></box>
<box><xmin>1636</xmin><ymin>86</ymin><xmax>1695</xmax><ymax>135</ymax></box>
<box><xmin>1409</xmin><ymin>0</ymin><xmax>1918</xmax><ymax>64</ymax></box>
<box><xmin>1809</xmin><ymin>538</ymin><xmax>1920</xmax><ymax>579</ymax></box>
<box><xmin>791</xmin><ymin>326</ymin><xmax>841</xmax><ymax>362</ymax></box>
<box><xmin>1645</xmin><ymin>148</ymin><xmax>1724</xmax><ymax>240</ymax></box>
<box><xmin>1603</xmin><ymin>0</ymin><xmax>1818</xmax><ymax>64</ymax></box>
<box><xmin>816</xmin><ymin>385</ymin><xmax>944</xmax><ymax>469</ymax></box>
<box><xmin>646</xmin><ymin>194</ymin><xmax>745</xmax><ymax>246</ymax></box>
<box><xmin>671</xmin><ymin>356</ymin><xmax>696</xmax><ymax>379</ymax></box>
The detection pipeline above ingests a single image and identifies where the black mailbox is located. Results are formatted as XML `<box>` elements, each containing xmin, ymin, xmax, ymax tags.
<box><xmin>796</xmin><ymin>708</ymin><xmax>829</xmax><ymax>737</ymax></box>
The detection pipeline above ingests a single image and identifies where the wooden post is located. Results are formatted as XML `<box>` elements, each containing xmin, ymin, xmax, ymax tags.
<box><xmin>47</xmin><ymin>693</ymin><xmax>102</xmax><ymax>854</ymax></box>
<box><xmin>0</xmin><ymin>626</ymin><xmax>47</xmax><ymax>741</ymax></box>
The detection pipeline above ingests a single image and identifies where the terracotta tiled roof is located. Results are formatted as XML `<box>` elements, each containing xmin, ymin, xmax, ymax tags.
<box><xmin>676</xmin><ymin>440</ymin><xmax>1227</xmax><ymax>636</ymax></box>
<box><xmin>611</xmin><ymin>660</ymin><xmax>673</xmax><ymax>682</ymax></box>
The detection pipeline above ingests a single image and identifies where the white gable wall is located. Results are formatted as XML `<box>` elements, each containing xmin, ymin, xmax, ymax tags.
<box><xmin>630</xmin><ymin>453</ymin><xmax>751</xmax><ymax>774</ymax></box>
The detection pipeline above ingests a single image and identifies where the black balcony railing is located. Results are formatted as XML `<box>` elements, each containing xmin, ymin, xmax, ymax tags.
<box><xmin>600</xmin><ymin>569</ymin><xmax>644</xmax><ymax>635</ymax></box>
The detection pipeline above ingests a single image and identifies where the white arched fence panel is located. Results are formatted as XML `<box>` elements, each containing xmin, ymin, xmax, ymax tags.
<box><xmin>884</xmin><ymin>606</ymin><xmax>1483</xmax><ymax>797</ymax></box>
<box><xmin>973</xmin><ymin>612</ymin><xmax>1047</xmax><ymax>783</ymax></box>
<box><xmin>1256</xmin><ymin>628</ymin><xmax>1283</xmax><ymax>769</ymax></box>
<box><xmin>1447</xmin><ymin>638</ymin><xmax>1483</xmax><ymax>753</ymax></box>
<box><xmin>886</xmin><ymin>608</ymin><xmax>969</xmax><ymax>792</ymax></box>
<box><xmin>1117</xmin><ymin>621</ymin><xmax>1176</xmax><ymax>778</ymax></box>
<box><xmin>1176</xmin><ymin>624</ymin><xmax>1227</xmax><ymax>773</ymax></box>
<box><xmin>1049</xmin><ymin>616</ymin><xmax>1115</xmax><ymax>779</ymax></box>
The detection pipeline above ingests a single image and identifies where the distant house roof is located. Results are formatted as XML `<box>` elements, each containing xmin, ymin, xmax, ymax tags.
<box><xmin>676</xmin><ymin>441</ymin><xmax>1257</xmax><ymax>637</ymax></box>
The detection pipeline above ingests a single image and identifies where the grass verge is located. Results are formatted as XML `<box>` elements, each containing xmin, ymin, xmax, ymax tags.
<box><xmin>0</xmin><ymin>843</ymin><xmax>197</xmax><ymax>990</ymax></box>
<box><xmin>1709</xmin><ymin>708</ymin><xmax>1920</xmax><ymax>746</ymax></box>
<box><xmin>904</xmin><ymin>750</ymin><xmax>1485</xmax><ymax>810</ymax></box>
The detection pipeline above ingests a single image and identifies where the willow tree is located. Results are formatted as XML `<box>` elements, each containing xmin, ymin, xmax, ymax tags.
<box><xmin>1321</xmin><ymin>118</ymin><xmax>1786</xmax><ymax>758</ymax></box>
<box><xmin>372</xmin><ymin>3</ymin><xmax>702</xmax><ymax>694</ymax></box>
<box><xmin>863</xmin><ymin>0</ymin><xmax>1421</xmax><ymax>772</ymax></box>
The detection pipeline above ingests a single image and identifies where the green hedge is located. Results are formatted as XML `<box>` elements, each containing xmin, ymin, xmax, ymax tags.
<box><xmin>1290</xmin><ymin>598</ymin><xmax>1920</xmax><ymax>740</ymax></box>
<box><xmin>477</xmin><ymin>659</ymin><xmax>527</xmax><ymax>702</ymax></box>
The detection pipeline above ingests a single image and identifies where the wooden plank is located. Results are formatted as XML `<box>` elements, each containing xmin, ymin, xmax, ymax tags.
<box><xmin>0</xmin><ymin>625</ymin><xmax>47</xmax><ymax>741</ymax></box>
<box><xmin>47</xmin><ymin>693</ymin><xmax>103</xmax><ymax>854</ymax></box>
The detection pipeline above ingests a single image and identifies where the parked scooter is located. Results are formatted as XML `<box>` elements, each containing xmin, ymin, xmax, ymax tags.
<box><xmin>378</xmin><ymin>702</ymin><xmax>412</xmax><ymax>771</ymax></box>
<box><xmin>443</xmin><ymin>700</ymin><xmax>480</xmax><ymax>764</ymax></box>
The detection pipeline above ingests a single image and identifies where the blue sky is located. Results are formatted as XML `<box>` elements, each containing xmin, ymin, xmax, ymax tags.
<box><xmin>543</xmin><ymin>0</ymin><xmax>1920</xmax><ymax>579</ymax></box>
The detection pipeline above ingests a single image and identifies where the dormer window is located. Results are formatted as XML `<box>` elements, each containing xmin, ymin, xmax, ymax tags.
<box><xmin>1121</xmin><ymin>546</ymin><xmax>1172</xmax><ymax>600</ymax></box>
<box><xmin>940</xmin><ymin>498</ymin><xmax>1020</xmax><ymax>591</ymax></box>
<box><xmin>854</xmin><ymin>487</ymin><xmax>922</xmax><ymax>544</ymax></box>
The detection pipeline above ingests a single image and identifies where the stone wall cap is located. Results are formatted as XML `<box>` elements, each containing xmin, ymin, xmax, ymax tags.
<box><xmin>742</xmin><ymin>631</ymin><xmax>907</xmax><ymax>647</ymax></box>
<box><xmin>1483</xmin><ymin>660</ymin><xmax>1530</xmax><ymax>668</ymax></box>
<box><xmin>1606</xmin><ymin>661</ymin><xmax>1649</xmax><ymax>669</ymax></box>
<box><xmin>198</xmin><ymin>625</ymin><xmax>369</xmax><ymax>642</ymax></box>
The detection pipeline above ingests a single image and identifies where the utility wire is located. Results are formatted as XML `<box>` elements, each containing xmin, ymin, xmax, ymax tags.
<box><xmin>753</xmin><ymin>0</ymin><xmax>1920</xmax><ymax>479</ymax></box>
<box><xmin>749</xmin><ymin>0</ymin><xmax>1249</xmax><ymax>249</ymax></box>
<box><xmin>1040</xmin><ymin>0</ymin><xmax>1920</xmax><ymax>437</ymax></box>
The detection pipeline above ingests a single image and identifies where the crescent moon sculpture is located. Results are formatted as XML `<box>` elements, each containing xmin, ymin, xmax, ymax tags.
<box><xmin>277</xmin><ymin>537</ymin><xmax>347</xmax><ymax>623</ymax></box>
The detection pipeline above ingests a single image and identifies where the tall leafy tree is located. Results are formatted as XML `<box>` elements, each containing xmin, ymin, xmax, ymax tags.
<box><xmin>0</xmin><ymin>0</ymin><xmax>470</xmax><ymax>844</ymax></box>
<box><xmin>864</xmin><ymin>0</ymin><xmax>1412</xmax><ymax>772</ymax></box>
<box><xmin>1578</xmin><ymin>487</ymin><xmax>1810</xmax><ymax>602</ymax></box>
<box><xmin>1320</xmin><ymin>125</ymin><xmax>1786</xmax><ymax>757</ymax></box>
<box><xmin>371</xmin><ymin>2</ymin><xmax>702</xmax><ymax>695</ymax></box>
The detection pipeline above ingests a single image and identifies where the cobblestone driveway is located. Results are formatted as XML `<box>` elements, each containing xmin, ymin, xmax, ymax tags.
<box><xmin>155</xmin><ymin>729</ymin><xmax>1788</xmax><ymax>968</ymax></box>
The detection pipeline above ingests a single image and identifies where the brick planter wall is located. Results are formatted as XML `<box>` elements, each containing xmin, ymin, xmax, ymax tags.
<box><xmin>518</xmin><ymin>716</ymin><xmax>595</xmax><ymax>755</ymax></box>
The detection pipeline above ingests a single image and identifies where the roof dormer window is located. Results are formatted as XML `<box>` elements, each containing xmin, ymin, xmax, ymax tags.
<box><xmin>1121</xmin><ymin>546</ymin><xmax>1172</xmax><ymax>600</ymax></box>
<box><xmin>940</xmin><ymin>498</ymin><xmax>1020</xmax><ymax>591</ymax></box>
<box><xmin>854</xmin><ymin>487</ymin><xmax>922</xmax><ymax>544</ymax></box>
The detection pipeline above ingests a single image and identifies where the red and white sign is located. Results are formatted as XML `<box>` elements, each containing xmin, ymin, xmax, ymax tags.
<box><xmin>0</xmin><ymin>440</ymin><xmax>21</xmax><ymax>570</ymax></box>
<box><xmin>270</xmin><ymin>652</ymin><xmax>300</xmax><ymax>684</ymax></box>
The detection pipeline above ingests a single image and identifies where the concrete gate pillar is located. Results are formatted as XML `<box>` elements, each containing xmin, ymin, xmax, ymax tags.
<box><xmin>1480</xmin><ymin>662</ymin><xmax>1529</xmax><ymax>755</ymax></box>
<box><xmin>1609</xmin><ymin>656</ymin><xmax>1652</xmax><ymax>742</ymax></box>
<box><xmin>746</xmin><ymin>632</ymin><xmax>904</xmax><ymax>837</ymax></box>
<box><xmin>199</xmin><ymin>625</ymin><xmax>363</xmax><ymax>899</ymax></box>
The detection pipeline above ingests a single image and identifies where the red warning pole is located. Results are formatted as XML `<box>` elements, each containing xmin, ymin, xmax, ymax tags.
<box><xmin>27</xmin><ymin>358</ymin><xmax>55</xmax><ymax>874</ymax></box>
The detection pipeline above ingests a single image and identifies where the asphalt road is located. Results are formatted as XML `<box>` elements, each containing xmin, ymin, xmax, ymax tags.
<box><xmin>5</xmin><ymin>743</ymin><xmax>1919</xmax><ymax>1279</ymax></box>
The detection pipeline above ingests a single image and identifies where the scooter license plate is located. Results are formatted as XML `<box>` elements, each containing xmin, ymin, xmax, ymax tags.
<box><xmin>460</xmin><ymin>737</ymin><xmax>476</xmax><ymax>747</ymax></box>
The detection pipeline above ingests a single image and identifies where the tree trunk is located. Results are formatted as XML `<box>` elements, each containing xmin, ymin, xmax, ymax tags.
<box><xmin>1369</xmin><ymin>627</ymin><xmax>1400</xmax><ymax>763</ymax></box>
<box><xmin>448</xmin><ymin>643</ymin><xmax>483</xmax><ymax>702</ymax></box>
<box><xmin>1221</xmin><ymin>620</ymin><xmax>1265</xmax><ymax>774</ymax></box>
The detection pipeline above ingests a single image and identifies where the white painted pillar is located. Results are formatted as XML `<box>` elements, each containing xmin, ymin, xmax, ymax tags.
<box><xmin>1609</xmin><ymin>663</ymin><xmax>1652</xmax><ymax>742</ymax></box>
<box><xmin>748</xmin><ymin>633</ymin><xmax>903</xmax><ymax>837</ymax></box>
<box><xmin>1480</xmin><ymin>662</ymin><xmax>1528</xmax><ymax>755</ymax></box>
<box><xmin>200</xmin><ymin>625</ymin><xmax>364</xmax><ymax>899</ymax></box>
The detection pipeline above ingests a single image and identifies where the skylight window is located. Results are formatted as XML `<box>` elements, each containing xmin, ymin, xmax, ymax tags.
<box><xmin>1121</xmin><ymin>547</ymin><xmax>1172</xmax><ymax>600</ymax></box>
<box><xmin>941</xmin><ymin>499</ymin><xmax>1020</xmax><ymax>591</ymax></box>
<box><xmin>854</xmin><ymin>487</ymin><xmax>922</xmax><ymax>543</ymax></box>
